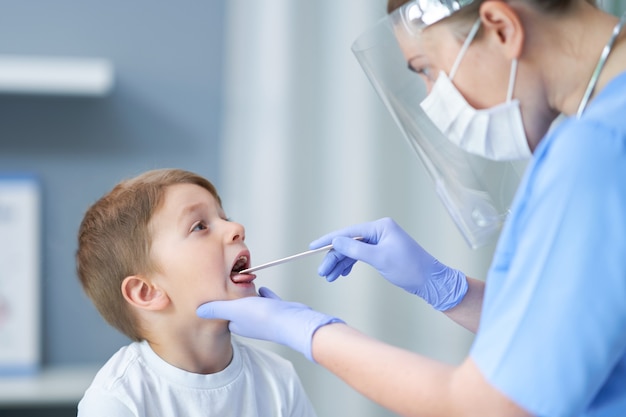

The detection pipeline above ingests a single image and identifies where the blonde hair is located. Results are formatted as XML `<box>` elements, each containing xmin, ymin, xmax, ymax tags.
<box><xmin>387</xmin><ymin>0</ymin><xmax>597</xmax><ymax>20</ymax></box>
<box><xmin>387</xmin><ymin>0</ymin><xmax>597</xmax><ymax>51</ymax></box>
<box><xmin>76</xmin><ymin>168</ymin><xmax>221</xmax><ymax>341</ymax></box>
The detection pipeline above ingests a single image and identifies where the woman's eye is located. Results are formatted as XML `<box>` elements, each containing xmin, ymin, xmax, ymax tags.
<box><xmin>408</xmin><ymin>60</ymin><xmax>435</xmax><ymax>82</ymax></box>
<box><xmin>191</xmin><ymin>221</ymin><xmax>208</xmax><ymax>232</ymax></box>
<box><xmin>416</xmin><ymin>67</ymin><xmax>433</xmax><ymax>80</ymax></box>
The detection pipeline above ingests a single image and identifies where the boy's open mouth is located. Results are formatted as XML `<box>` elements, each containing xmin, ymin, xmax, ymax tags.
<box><xmin>230</xmin><ymin>255</ymin><xmax>255</xmax><ymax>284</ymax></box>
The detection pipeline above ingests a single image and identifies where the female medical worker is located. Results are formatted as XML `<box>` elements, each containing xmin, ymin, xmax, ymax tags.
<box><xmin>198</xmin><ymin>0</ymin><xmax>626</xmax><ymax>415</ymax></box>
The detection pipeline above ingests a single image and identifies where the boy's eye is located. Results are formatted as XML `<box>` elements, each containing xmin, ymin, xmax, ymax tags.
<box><xmin>191</xmin><ymin>221</ymin><xmax>208</xmax><ymax>232</ymax></box>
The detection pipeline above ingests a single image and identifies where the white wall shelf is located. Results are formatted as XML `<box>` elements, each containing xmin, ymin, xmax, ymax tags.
<box><xmin>0</xmin><ymin>55</ymin><xmax>114</xmax><ymax>96</ymax></box>
<box><xmin>0</xmin><ymin>365</ymin><xmax>99</xmax><ymax>406</ymax></box>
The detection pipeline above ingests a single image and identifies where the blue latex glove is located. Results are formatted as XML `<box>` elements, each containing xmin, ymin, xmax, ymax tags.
<box><xmin>310</xmin><ymin>217</ymin><xmax>468</xmax><ymax>311</ymax></box>
<box><xmin>196</xmin><ymin>287</ymin><xmax>343</xmax><ymax>362</ymax></box>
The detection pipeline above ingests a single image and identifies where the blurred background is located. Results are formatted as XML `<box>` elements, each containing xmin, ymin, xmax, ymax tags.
<box><xmin>0</xmin><ymin>0</ymin><xmax>624</xmax><ymax>416</ymax></box>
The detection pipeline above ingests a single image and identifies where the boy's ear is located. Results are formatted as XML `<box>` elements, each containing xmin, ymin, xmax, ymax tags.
<box><xmin>121</xmin><ymin>275</ymin><xmax>170</xmax><ymax>311</ymax></box>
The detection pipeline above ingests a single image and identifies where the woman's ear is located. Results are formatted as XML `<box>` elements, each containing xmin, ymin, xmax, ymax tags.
<box><xmin>121</xmin><ymin>275</ymin><xmax>170</xmax><ymax>311</ymax></box>
<box><xmin>479</xmin><ymin>0</ymin><xmax>524</xmax><ymax>59</ymax></box>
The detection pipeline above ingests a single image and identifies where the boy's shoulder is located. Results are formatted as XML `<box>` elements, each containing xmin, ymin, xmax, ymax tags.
<box><xmin>83</xmin><ymin>341</ymin><xmax>144</xmax><ymax>396</ymax></box>
<box><xmin>77</xmin><ymin>342</ymin><xmax>144</xmax><ymax>417</ymax></box>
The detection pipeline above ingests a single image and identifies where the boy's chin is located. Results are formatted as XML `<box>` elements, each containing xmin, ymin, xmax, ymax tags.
<box><xmin>229</xmin><ymin>286</ymin><xmax>258</xmax><ymax>300</ymax></box>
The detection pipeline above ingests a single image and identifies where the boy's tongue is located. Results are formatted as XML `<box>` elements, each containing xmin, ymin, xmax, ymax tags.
<box><xmin>230</xmin><ymin>273</ymin><xmax>255</xmax><ymax>284</ymax></box>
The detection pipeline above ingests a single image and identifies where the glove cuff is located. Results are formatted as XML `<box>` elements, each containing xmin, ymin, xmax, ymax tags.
<box><xmin>303</xmin><ymin>315</ymin><xmax>345</xmax><ymax>362</ymax></box>
<box><xmin>431</xmin><ymin>269</ymin><xmax>468</xmax><ymax>311</ymax></box>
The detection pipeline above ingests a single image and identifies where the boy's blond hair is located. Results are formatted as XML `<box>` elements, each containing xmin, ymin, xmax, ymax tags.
<box><xmin>76</xmin><ymin>168</ymin><xmax>221</xmax><ymax>341</ymax></box>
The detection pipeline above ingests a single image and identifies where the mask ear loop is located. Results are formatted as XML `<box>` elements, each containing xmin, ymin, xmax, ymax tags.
<box><xmin>449</xmin><ymin>18</ymin><xmax>482</xmax><ymax>80</ymax></box>
<box><xmin>506</xmin><ymin>58</ymin><xmax>518</xmax><ymax>102</ymax></box>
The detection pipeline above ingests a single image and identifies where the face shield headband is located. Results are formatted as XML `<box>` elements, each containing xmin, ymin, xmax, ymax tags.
<box><xmin>392</xmin><ymin>0</ymin><xmax>476</xmax><ymax>33</ymax></box>
<box><xmin>351</xmin><ymin>0</ymin><xmax>528</xmax><ymax>249</ymax></box>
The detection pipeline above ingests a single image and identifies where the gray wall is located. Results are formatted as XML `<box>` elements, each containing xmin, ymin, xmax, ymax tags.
<box><xmin>0</xmin><ymin>1</ymin><xmax>226</xmax><ymax>366</ymax></box>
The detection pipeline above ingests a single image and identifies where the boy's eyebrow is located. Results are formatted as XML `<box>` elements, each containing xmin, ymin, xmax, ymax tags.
<box><xmin>178</xmin><ymin>202</ymin><xmax>206</xmax><ymax>223</ymax></box>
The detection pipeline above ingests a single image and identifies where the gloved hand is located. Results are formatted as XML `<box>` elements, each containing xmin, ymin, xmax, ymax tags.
<box><xmin>310</xmin><ymin>217</ymin><xmax>468</xmax><ymax>311</ymax></box>
<box><xmin>196</xmin><ymin>287</ymin><xmax>343</xmax><ymax>362</ymax></box>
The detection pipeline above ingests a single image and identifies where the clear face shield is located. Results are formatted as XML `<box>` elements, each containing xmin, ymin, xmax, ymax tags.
<box><xmin>351</xmin><ymin>0</ymin><xmax>528</xmax><ymax>249</ymax></box>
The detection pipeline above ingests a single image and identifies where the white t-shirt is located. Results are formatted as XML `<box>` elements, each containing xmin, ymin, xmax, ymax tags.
<box><xmin>77</xmin><ymin>338</ymin><xmax>317</xmax><ymax>417</ymax></box>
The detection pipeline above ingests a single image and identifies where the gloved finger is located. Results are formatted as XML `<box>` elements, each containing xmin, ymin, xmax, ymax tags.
<box><xmin>228</xmin><ymin>317</ymin><xmax>256</xmax><ymax>337</ymax></box>
<box><xmin>308</xmin><ymin>221</ymin><xmax>380</xmax><ymax>250</ymax></box>
<box><xmin>325</xmin><ymin>267</ymin><xmax>342</xmax><ymax>282</ymax></box>
<box><xmin>317</xmin><ymin>249</ymin><xmax>349</xmax><ymax>276</ymax></box>
<box><xmin>309</xmin><ymin>232</ymin><xmax>341</xmax><ymax>250</ymax></box>
<box><xmin>331</xmin><ymin>236</ymin><xmax>381</xmax><ymax>264</ymax></box>
<box><xmin>341</xmin><ymin>263</ymin><xmax>354</xmax><ymax>276</ymax></box>
<box><xmin>322</xmin><ymin>257</ymin><xmax>356</xmax><ymax>282</ymax></box>
<box><xmin>258</xmin><ymin>286</ymin><xmax>282</xmax><ymax>300</ymax></box>
<box><xmin>196</xmin><ymin>300</ymin><xmax>235</xmax><ymax>320</ymax></box>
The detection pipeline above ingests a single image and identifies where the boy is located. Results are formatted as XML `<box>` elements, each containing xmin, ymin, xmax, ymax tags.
<box><xmin>76</xmin><ymin>168</ymin><xmax>317</xmax><ymax>417</ymax></box>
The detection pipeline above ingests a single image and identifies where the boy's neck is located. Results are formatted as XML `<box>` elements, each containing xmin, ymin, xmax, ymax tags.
<box><xmin>145</xmin><ymin>324</ymin><xmax>233</xmax><ymax>375</ymax></box>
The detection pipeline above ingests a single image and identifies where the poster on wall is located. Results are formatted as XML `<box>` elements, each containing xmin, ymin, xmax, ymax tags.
<box><xmin>0</xmin><ymin>174</ymin><xmax>40</xmax><ymax>375</ymax></box>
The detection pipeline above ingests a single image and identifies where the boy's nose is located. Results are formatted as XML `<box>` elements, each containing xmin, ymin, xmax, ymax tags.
<box><xmin>226</xmin><ymin>221</ymin><xmax>245</xmax><ymax>243</ymax></box>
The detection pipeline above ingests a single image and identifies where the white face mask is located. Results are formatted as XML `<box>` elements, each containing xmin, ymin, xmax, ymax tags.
<box><xmin>420</xmin><ymin>20</ymin><xmax>531</xmax><ymax>161</ymax></box>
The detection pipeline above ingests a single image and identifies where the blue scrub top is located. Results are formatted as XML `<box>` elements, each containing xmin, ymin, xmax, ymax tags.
<box><xmin>470</xmin><ymin>71</ymin><xmax>626</xmax><ymax>417</ymax></box>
